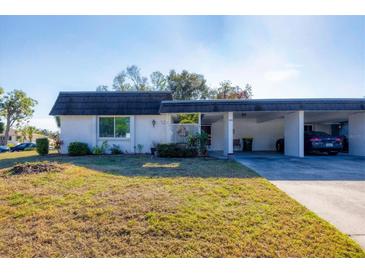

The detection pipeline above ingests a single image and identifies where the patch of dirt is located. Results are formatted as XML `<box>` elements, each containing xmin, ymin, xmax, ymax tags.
<box><xmin>6</xmin><ymin>162</ymin><xmax>64</xmax><ymax>176</ymax></box>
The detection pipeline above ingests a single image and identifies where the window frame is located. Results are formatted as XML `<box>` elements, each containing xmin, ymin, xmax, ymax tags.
<box><xmin>98</xmin><ymin>116</ymin><xmax>131</xmax><ymax>140</ymax></box>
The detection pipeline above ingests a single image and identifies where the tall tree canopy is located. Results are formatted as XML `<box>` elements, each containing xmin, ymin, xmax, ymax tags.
<box><xmin>96</xmin><ymin>65</ymin><xmax>253</xmax><ymax>100</ymax></box>
<box><xmin>96</xmin><ymin>85</ymin><xmax>109</xmax><ymax>92</ymax></box>
<box><xmin>216</xmin><ymin>81</ymin><xmax>252</xmax><ymax>99</ymax></box>
<box><xmin>111</xmin><ymin>65</ymin><xmax>150</xmax><ymax>91</ymax></box>
<box><xmin>167</xmin><ymin>70</ymin><xmax>210</xmax><ymax>100</ymax></box>
<box><xmin>0</xmin><ymin>89</ymin><xmax>37</xmax><ymax>145</ymax></box>
<box><xmin>150</xmin><ymin>71</ymin><xmax>168</xmax><ymax>91</ymax></box>
<box><xmin>26</xmin><ymin>125</ymin><xmax>37</xmax><ymax>142</ymax></box>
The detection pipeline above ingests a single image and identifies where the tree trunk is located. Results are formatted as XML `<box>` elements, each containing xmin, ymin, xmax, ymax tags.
<box><xmin>3</xmin><ymin>118</ymin><xmax>10</xmax><ymax>146</ymax></box>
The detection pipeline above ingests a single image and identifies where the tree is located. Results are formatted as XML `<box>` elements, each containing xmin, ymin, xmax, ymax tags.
<box><xmin>216</xmin><ymin>81</ymin><xmax>253</xmax><ymax>99</ymax></box>
<box><xmin>0</xmin><ymin>121</ymin><xmax>4</xmax><ymax>134</ymax></box>
<box><xmin>237</xmin><ymin>84</ymin><xmax>253</xmax><ymax>99</ymax></box>
<box><xmin>167</xmin><ymin>70</ymin><xmax>210</xmax><ymax>100</ymax></box>
<box><xmin>0</xmin><ymin>89</ymin><xmax>37</xmax><ymax>145</ymax></box>
<box><xmin>112</xmin><ymin>71</ymin><xmax>132</xmax><ymax>91</ymax></box>
<box><xmin>96</xmin><ymin>85</ymin><xmax>109</xmax><ymax>92</ymax></box>
<box><xmin>112</xmin><ymin>65</ymin><xmax>150</xmax><ymax>91</ymax></box>
<box><xmin>26</xmin><ymin>126</ymin><xmax>37</xmax><ymax>142</ymax></box>
<box><xmin>177</xmin><ymin>113</ymin><xmax>199</xmax><ymax>124</ymax></box>
<box><xmin>126</xmin><ymin>65</ymin><xmax>150</xmax><ymax>91</ymax></box>
<box><xmin>19</xmin><ymin>126</ymin><xmax>28</xmax><ymax>142</ymax></box>
<box><xmin>216</xmin><ymin>81</ymin><xmax>235</xmax><ymax>99</ymax></box>
<box><xmin>150</xmin><ymin>71</ymin><xmax>168</xmax><ymax>91</ymax></box>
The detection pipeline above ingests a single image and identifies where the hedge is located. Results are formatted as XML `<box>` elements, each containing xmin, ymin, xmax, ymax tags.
<box><xmin>68</xmin><ymin>142</ymin><xmax>90</xmax><ymax>156</ymax></box>
<box><xmin>36</xmin><ymin>138</ymin><xmax>49</xmax><ymax>155</ymax></box>
<box><xmin>156</xmin><ymin>143</ymin><xmax>198</xmax><ymax>158</ymax></box>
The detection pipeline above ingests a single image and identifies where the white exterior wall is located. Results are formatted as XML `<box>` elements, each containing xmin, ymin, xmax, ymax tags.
<box><xmin>210</xmin><ymin>117</ymin><xmax>284</xmax><ymax>151</ymax></box>
<box><xmin>234</xmin><ymin>118</ymin><xmax>284</xmax><ymax>151</ymax></box>
<box><xmin>60</xmin><ymin>115</ymin><xmax>97</xmax><ymax>154</ymax></box>
<box><xmin>135</xmin><ymin>114</ymin><xmax>170</xmax><ymax>153</ymax></box>
<box><xmin>284</xmin><ymin>111</ymin><xmax>304</xmax><ymax>157</ymax></box>
<box><xmin>60</xmin><ymin>114</ymin><xmax>170</xmax><ymax>154</ymax></box>
<box><xmin>349</xmin><ymin>112</ymin><xmax>365</xmax><ymax>156</ymax></box>
<box><xmin>211</xmin><ymin>120</ymin><xmax>225</xmax><ymax>151</ymax></box>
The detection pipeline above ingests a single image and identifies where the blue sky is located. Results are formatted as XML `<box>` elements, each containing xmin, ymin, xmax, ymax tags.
<box><xmin>0</xmin><ymin>16</ymin><xmax>364</xmax><ymax>131</ymax></box>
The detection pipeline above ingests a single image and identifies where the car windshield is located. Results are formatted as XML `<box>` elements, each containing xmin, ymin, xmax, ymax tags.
<box><xmin>16</xmin><ymin>144</ymin><xmax>27</xmax><ymax>148</ymax></box>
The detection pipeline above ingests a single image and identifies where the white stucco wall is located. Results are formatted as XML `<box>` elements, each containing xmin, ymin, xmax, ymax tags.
<box><xmin>284</xmin><ymin>111</ymin><xmax>304</xmax><ymax>157</ymax></box>
<box><xmin>349</xmin><ymin>112</ymin><xmax>365</xmax><ymax>156</ymax></box>
<box><xmin>135</xmin><ymin>114</ymin><xmax>169</xmax><ymax>153</ymax></box>
<box><xmin>60</xmin><ymin>115</ymin><xmax>97</xmax><ymax>154</ymax></box>
<box><xmin>210</xmin><ymin>117</ymin><xmax>284</xmax><ymax>151</ymax></box>
<box><xmin>60</xmin><ymin>114</ymin><xmax>170</xmax><ymax>154</ymax></box>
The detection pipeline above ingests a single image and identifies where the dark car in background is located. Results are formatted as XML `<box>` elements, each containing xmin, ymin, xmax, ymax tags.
<box><xmin>304</xmin><ymin>131</ymin><xmax>343</xmax><ymax>155</ymax></box>
<box><xmin>10</xmin><ymin>142</ymin><xmax>36</xmax><ymax>152</ymax></box>
<box><xmin>0</xmin><ymin>146</ymin><xmax>10</xmax><ymax>153</ymax></box>
<box><xmin>276</xmin><ymin>131</ymin><xmax>343</xmax><ymax>155</ymax></box>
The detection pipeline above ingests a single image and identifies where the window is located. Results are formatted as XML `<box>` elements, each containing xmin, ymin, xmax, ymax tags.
<box><xmin>99</xmin><ymin>117</ymin><xmax>130</xmax><ymax>138</ymax></box>
<box><xmin>115</xmin><ymin>117</ymin><xmax>130</xmax><ymax>138</ymax></box>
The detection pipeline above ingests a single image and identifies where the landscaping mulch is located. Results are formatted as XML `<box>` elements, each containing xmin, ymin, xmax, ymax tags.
<box><xmin>6</xmin><ymin>161</ymin><xmax>64</xmax><ymax>176</ymax></box>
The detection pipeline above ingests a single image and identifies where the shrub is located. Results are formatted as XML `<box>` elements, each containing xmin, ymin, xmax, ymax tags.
<box><xmin>156</xmin><ymin>143</ymin><xmax>198</xmax><ymax>158</ymax></box>
<box><xmin>187</xmin><ymin>131</ymin><xmax>209</xmax><ymax>156</ymax></box>
<box><xmin>110</xmin><ymin>144</ymin><xmax>122</xmax><ymax>155</ymax></box>
<box><xmin>54</xmin><ymin>137</ymin><xmax>63</xmax><ymax>153</ymax></box>
<box><xmin>92</xmin><ymin>140</ymin><xmax>109</xmax><ymax>155</ymax></box>
<box><xmin>68</xmin><ymin>142</ymin><xmax>90</xmax><ymax>156</ymax></box>
<box><xmin>36</xmin><ymin>138</ymin><xmax>49</xmax><ymax>155</ymax></box>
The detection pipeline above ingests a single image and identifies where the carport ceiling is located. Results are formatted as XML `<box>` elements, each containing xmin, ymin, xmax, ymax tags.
<box><xmin>201</xmin><ymin>110</ymin><xmax>365</xmax><ymax>125</ymax></box>
<box><xmin>304</xmin><ymin>111</ymin><xmax>363</xmax><ymax>123</ymax></box>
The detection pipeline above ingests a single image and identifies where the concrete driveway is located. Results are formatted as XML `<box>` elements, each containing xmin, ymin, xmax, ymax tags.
<box><xmin>235</xmin><ymin>152</ymin><xmax>365</xmax><ymax>249</ymax></box>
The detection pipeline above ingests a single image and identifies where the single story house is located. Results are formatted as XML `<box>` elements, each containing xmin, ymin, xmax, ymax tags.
<box><xmin>0</xmin><ymin>128</ymin><xmax>21</xmax><ymax>146</ymax></box>
<box><xmin>50</xmin><ymin>91</ymin><xmax>365</xmax><ymax>157</ymax></box>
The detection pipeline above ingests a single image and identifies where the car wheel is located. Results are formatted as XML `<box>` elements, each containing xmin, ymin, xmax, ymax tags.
<box><xmin>328</xmin><ymin>152</ymin><xmax>338</xmax><ymax>156</ymax></box>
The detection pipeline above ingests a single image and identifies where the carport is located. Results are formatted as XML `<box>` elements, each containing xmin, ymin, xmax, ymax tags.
<box><xmin>160</xmin><ymin>98</ymin><xmax>365</xmax><ymax>158</ymax></box>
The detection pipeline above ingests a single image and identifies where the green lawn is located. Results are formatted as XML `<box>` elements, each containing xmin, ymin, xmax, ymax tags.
<box><xmin>0</xmin><ymin>151</ymin><xmax>364</xmax><ymax>257</ymax></box>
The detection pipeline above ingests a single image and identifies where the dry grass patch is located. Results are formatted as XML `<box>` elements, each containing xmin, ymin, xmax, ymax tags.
<box><xmin>0</xmin><ymin>151</ymin><xmax>364</xmax><ymax>257</ymax></box>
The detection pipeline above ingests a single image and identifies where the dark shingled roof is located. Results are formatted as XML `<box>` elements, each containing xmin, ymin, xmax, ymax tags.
<box><xmin>50</xmin><ymin>92</ymin><xmax>365</xmax><ymax>116</ymax></box>
<box><xmin>49</xmin><ymin>91</ymin><xmax>173</xmax><ymax>115</ymax></box>
<box><xmin>159</xmin><ymin>98</ymin><xmax>365</xmax><ymax>113</ymax></box>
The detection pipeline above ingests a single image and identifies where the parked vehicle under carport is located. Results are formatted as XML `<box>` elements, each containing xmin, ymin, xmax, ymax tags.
<box><xmin>276</xmin><ymin>131</ymin><xmax>343</xmax><ymax>155</ymax></box>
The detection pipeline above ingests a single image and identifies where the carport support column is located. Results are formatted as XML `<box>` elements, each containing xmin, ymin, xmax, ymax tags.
<box><xmin>349</xmin><ymin>112</ymin><xmax>365</xmax><ymax>156</ymax></box>
<box><xmin>284</xmin><ymin>111</ymin><xmax>304</xmax><ymax>157</ymax></box>
<box><xmin>223</xmin><ymin>112</ymin><xmax>234</xmax><ymax>158</ymax></box>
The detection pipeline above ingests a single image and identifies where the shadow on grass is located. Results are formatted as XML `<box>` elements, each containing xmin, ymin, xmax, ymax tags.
<box><xmin>0</xmin><ymin>152</ymin><xmax>259</xmax><ymax>179</ymax></box>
